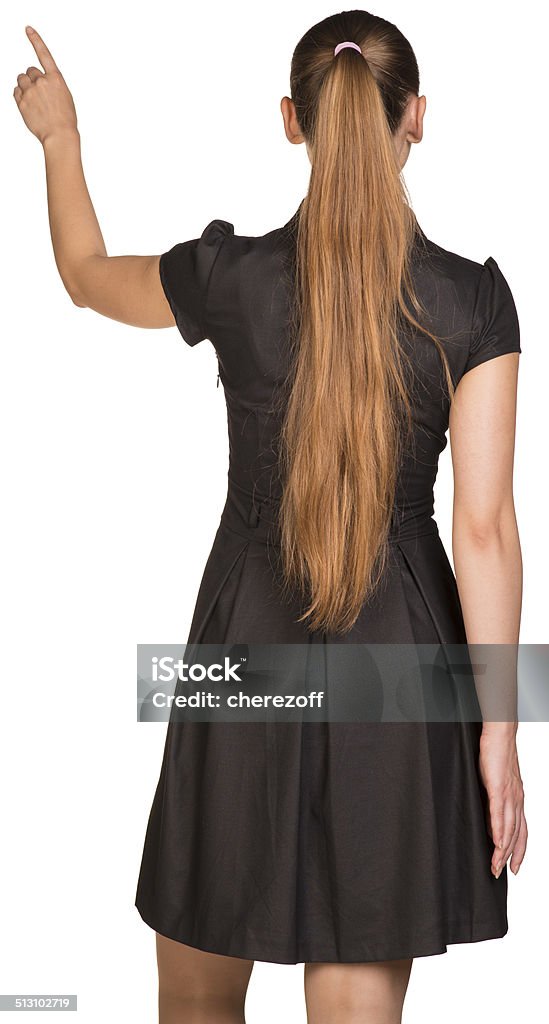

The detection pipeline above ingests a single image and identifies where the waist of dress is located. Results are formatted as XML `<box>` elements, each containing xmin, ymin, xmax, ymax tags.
<box><xmin>219</xmin><ymin>476</ymin><xmax>440</xmax><ymax>547</ymax></box>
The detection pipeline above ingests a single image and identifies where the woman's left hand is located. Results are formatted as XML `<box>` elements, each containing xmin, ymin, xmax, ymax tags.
<box><xmin>13</xmin><ymin>26</ymin><xmax>78</xmax><ymax>145</ymax></box>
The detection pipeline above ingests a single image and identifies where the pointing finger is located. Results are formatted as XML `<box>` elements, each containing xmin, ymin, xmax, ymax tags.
<box><xmin>25</xmin><ymin>25</ymin><xmax>58</xmax><ymax>74</ymax></box>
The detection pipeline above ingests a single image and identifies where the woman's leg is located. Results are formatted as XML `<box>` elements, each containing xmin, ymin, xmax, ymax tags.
<box><xmin>304</xmin><ymin>958</ymin><xmax>413</xmax><ymax>1024</ymax></box>
<box><xmin>156</xmin><ymin>933</ymin><xmax>255</xmax><ymax>1024</ymax></box>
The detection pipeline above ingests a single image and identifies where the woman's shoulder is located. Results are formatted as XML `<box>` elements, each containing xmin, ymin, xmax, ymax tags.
<box><xmin>199</xmin><ymin>215</ymin><xmax>300</xmax><ymax>280</ymax></box>
<box><xmin>412</xmin><ymin>226</ymin><xmax>520</xmax><ymax>326</ymax></box>
<box><xmin>203</xmin><ymin>207</ymin><xmax>302</xmax><ymax>251</ymax></box>
<box><xmin>413</xmin><ymin>226</ymin><xmax>521</xmax><ymax>374</ymax></box>
<box><xmin>413</xmin><ymin>225</ymin><xmax>489</xmax><ymax>290</ymax></box>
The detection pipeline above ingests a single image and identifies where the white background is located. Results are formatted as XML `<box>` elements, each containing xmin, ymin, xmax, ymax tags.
<box><xmin>1</xmin><ymin>1</ymin><xmax>547</xmax><ymax>1021</ymax></box>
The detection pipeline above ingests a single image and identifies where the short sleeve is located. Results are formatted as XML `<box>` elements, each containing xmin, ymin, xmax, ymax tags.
<box><xmin>159</xmin><ymin>218</ymin><xmax>234</xmax><ymax>346</ymax></box>
<box><xmin>464</xmin><ymin>256</ymin><xmax>521</xmax><ymax>374</ymax></box>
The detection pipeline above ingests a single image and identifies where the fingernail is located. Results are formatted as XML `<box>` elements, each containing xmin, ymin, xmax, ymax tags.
<box><xmin>499</xmin><ymin>841</ymin><xmax>504</xmax><ymax>849</ymax></box>
<box><xmin>495</xmin><ymin>860</ymin><xmax>502</xmax><ymax>870</ymax></box>
<box><xmin>26</xmin><ymin>26</ymin><xmax>35</xmax><ymax>34</ymax></box>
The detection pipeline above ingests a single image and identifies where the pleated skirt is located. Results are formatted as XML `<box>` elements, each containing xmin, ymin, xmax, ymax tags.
<box><xmin>134</xmin><ymin>479</ymin><xmax>508</xmax><ymax>963</ymax></box>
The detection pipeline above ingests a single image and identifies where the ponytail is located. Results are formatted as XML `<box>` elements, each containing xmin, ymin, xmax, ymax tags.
<box><xmin>277</xmin><ymin>16</ymin><xmax>454</xmax><ymax>635</ymax></box>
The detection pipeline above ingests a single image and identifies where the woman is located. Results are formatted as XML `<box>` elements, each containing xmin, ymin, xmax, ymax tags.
<box><xmin>14</xmin><ymin>11</ymin><xmax>527</xmax><ymax>1024</ymax></box>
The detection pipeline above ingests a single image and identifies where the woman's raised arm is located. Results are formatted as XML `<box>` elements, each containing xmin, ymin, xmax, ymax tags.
<box><xmin>13</xmin><ymin>25</ymin><xmax>175</xmax><ymax>329</ymax></box>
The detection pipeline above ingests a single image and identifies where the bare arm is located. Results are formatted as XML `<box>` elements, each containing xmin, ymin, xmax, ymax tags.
<box><xmin>14</xmin><ymin>26</ymin><xmax>175</xmax><ymax>329</ymax></box>
<box><xmin>449</xmin><ymin>351</ymin><xmax>526</xmax><ymax>876</ymax></box>
<box><xmin>450</xmin><ymin>352</ymin><xmax>522</xmax><ymax>727</ymax></box>
<box><xmin>450</xmin><ymin>351</ymin><xmax>522</xmax><ymax>646</ymax></box>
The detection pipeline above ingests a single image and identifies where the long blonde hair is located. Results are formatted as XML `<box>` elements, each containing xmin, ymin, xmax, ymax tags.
<box><xmin>277</xmin><ymin>11</ymin><xmax>455</xmax><ymax>635</ymax></box>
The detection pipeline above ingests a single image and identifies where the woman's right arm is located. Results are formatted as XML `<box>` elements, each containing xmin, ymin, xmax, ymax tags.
<box><xmin>449</xmin><ymin>350</ymin><xmax>527</xmax><ymax>877</ymax></box>
<box><xmin>13</xmin><ymin>27</ymin><xmax>176</xmax><ymax>331</ymax></box>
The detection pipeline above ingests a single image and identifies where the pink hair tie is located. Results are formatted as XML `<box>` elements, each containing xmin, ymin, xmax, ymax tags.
<box><xmin>334</xmin><ymin>40</ymin><xmax>362</xmax><ymax>56</ymax></box>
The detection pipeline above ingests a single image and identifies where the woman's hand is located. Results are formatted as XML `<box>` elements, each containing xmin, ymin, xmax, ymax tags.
<box><xmin>13</xmin><ymin>26</ymin><xmax>78</xmax><ymax>145</ymax></box>
<box><xmin>478</xmin><ymin>727</ymin><xmax>527</xmax><ymax>878</ymax></box>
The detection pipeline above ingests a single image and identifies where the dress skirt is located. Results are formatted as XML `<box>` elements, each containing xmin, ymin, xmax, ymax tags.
<box><xmin>134</xmin><ymin>477</ymin><xmax>508</xmax><ymax>963</ymax></box>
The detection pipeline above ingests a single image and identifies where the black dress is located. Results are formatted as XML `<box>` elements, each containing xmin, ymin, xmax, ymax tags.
<box><xmin>135</xmin><ymin>204</ymin><xmax>521</xmax><ymax>964</ymax></box>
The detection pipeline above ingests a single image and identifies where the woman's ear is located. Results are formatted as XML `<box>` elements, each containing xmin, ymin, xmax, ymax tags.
<box><xmin>407</xmin><ymin>94</ymin><xmax>426</xmax><ymax>145</ymax></box>
<box><xmin>280</xmin><ymin>96</ymin><xmax>305</xmax><ymax>145</ymax></box>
